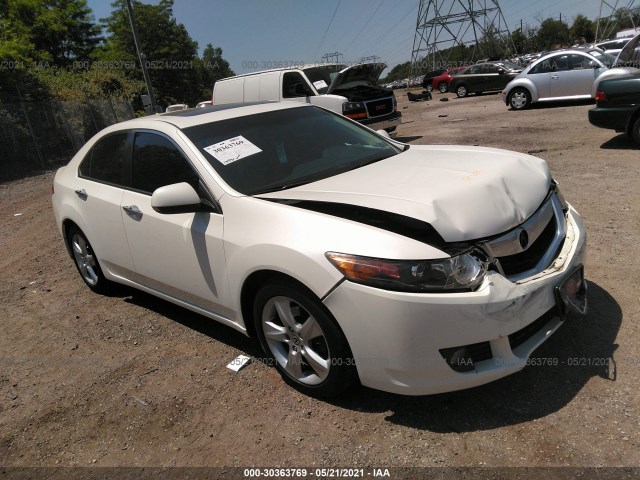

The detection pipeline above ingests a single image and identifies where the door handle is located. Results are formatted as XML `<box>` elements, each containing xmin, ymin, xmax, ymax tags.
<box><xmin>75</xmin><ymin>189</ymin><xmax>87</xmax><ymax>199</ymax></box>
<box><xmin>122</xmin><ymin>205</ymin><xmax>143</xmax><ymax>220</ymax></box>
<box><xmin>551</xmin><ymin>75</ymin><xmax>559</xmax><ymax>80</ymax></box>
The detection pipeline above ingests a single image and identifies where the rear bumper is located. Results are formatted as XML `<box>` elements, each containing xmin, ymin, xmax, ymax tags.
<box><xmin>588</xmin><ymin>105</ymin><xmax>636</xmax><ymax>132</ymax></box>
<box><xmin>360</xmin><ymin>110</ymin><xmax>402</xmax><ymax>131</ymax></box>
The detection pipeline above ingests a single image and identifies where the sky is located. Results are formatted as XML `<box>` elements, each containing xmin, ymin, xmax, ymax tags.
<box><xmin>86</xmin><ymin>0</ymin><xmax>607</xmax><ymax>74</ymax></box>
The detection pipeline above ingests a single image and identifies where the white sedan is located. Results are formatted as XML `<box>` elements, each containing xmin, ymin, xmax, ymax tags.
<box><xmin>52</xmin><ymin>102</ymin><xmax>587</xmax><ymax>396</ymax></box>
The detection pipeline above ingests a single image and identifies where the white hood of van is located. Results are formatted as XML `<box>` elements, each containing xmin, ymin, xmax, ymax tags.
<box><xmin>259</xmin><ymin>145</ymin><xmax>551</xmax><ymax>242</ymax></box>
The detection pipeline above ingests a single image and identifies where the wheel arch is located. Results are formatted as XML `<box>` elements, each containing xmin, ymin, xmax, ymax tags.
<box><xmin>626</xmin><ymin>107</ymin><xmax>640</xmax><ymax>137</ymax></box>
<box><xmin>239</xmin><ymin>269</ymin><xmax>343</xmax><ymax>340</ymax></box>
<box><xmin>61</xmin><ymin>218</ymin><xmax>82</xmax><ymax>259</ymax></box>
<box><xmin>506</xmin><ymin>80</ymin><xmax>538</xmax><ymax>105</ymax></box>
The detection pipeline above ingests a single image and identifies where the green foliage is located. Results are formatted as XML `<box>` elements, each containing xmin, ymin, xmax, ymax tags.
<box><xmin>201</xmin><ymin>43</ymin><xmax>235</xmax><ymax>88</ymax></box>
<box><xmin>537</xmin><ymin>19</ymin><xmax>571</xmax><ymax>50</ymax></box>
<box><xmin>0</xmin><ymin>0</ymin><xmax>100</xmax><ymax>66</ymax></box>
<box><xmin>570</xmin><ymin>15</ymin><xmax>595</xmax><ymax>43</ymax></box>
<box><xmin>97</xmin><ymin>0</ymin><xmax>212</xmax><ymax>106</ymax></box>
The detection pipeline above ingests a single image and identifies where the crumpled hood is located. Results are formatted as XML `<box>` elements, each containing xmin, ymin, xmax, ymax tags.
<box><xmin>258</xmin><ymin>145</ymin><xmax>551</xmax><ymax>243</ymax></box>
<box><xmin>326</xmin><ymin>63</ymin><xmax>387</xmax><ymax>93</ymax></box>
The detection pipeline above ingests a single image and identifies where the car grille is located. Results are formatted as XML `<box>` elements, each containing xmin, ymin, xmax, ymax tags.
<box><xmin>365</xmin><ymin>98</ymin><xmax>393</xmax><ymax>118</ymax></box>
<box><xmin>508</xmin><ymin>308</ymin><xmax>556</xmax><ymax>350</ymax></box>
<box><xmin>497</xmin><ymin>215</ymin><xmax>560</xmax><ymax>277</ymax></box>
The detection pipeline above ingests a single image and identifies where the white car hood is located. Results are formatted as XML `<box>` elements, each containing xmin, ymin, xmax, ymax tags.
<box><xmin>259</xmin><ymin>145</ymin><xmax>551</xmax><ymax>243</ymax></box>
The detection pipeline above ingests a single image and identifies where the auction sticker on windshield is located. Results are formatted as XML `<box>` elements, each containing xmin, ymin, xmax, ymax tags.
<box><xmin>204</xmin><ymin>136</ymin><xmax>262</xmax><ymax>165</ymax></box>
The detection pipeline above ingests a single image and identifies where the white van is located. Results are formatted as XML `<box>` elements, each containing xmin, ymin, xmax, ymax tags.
<box><xmin>213</xmin><ymin>63</ymin><xmax>402</xmax><ymax>132</ymax></box>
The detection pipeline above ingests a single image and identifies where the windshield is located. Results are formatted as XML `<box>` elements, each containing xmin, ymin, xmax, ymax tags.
<box><xmin>183</xmin><ymin>107</ymin><xmax>401</xmax><ymax>195</ymax></box>
<box><xmin>588</xmin><ymin>50</ymin><xmax>616</xmax><ymax>67</ymax></box>
<box><xmin>303</xmin><ymin>65</ymin><xmax>346</xmax><ymax>94</ymax></box>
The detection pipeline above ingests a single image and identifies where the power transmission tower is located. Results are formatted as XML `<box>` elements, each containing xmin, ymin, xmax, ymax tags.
<box><xmin>410</xmin><ymin>0</ymin><xmax>514</xmax><ymax>77</ymax></box>
<box><xmin>320</xmin><ymin>52</ymin><xmax>344</xmax><ymax>64</ymax></box>
<box><xmin>596</xmin><ymin>0</ymin><xmax>638</xmax><ymax>42</ymax></box>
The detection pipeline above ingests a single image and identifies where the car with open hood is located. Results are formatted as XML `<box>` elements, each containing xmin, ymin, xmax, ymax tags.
<box><xmin>52</xmin><ymin>102</ymin><xmax>587</xmax><ymax>397</ymax></box>
<box><xmin>213</xmin><ymin>62</ymin><xmax>401</xmax><ymax>132</ymax></box>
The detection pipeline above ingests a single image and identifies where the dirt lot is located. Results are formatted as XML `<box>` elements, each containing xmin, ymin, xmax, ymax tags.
<box><xmin>1</xmin><ymin>90</ymin><xmax>639</xmax><ymax>471</ymax></box>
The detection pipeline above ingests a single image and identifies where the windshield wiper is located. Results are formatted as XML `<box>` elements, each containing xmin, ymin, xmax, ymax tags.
<box><xmin>252</xmin><ymin>181</ymin><xmax>313</xmax><ymax>196</ymax></box>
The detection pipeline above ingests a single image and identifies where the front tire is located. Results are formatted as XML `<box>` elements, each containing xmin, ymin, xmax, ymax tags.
<box><xmin>253</xmin><ymin>281</ymin><xmax>356</xmax><ymax>397</ymax></box>
<box><xmin>456</xmin><ymin>84</ymin><xmax>468</xmax><ymax>97</ymax></box>
<box><xmin>508</xmin><ymin>88</ymin><xmax>531</xmax><ymax>110</ymax></box>
<box><xmin>67</xmin><ymin>226</ymin><xmax>112</xmax><ymax>294</ymax></box>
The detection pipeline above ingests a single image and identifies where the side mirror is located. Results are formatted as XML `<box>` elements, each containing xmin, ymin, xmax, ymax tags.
<box><xmin>498</xmin><ymin>68</ymin><xmax>505</xmax><ymax>74</ymax></box>
<box><xmin>376</xmin><ymin>129</ymin><xmax>391</xmax><ymax>139</ymax></box>
<box><xmin>151</xmin><ymin>182</ymin><xmax>209</xmax><ymax>214</ymax></box>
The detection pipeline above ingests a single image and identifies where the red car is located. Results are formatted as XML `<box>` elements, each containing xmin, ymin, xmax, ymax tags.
<box><xmin>431</xmin><ymin>67</ymin><xmax>468</xmax><ymax>93</ymax></box>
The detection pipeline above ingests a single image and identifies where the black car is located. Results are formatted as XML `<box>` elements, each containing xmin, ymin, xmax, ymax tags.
<box><xmin>421</xmin><ymin>68</ymin><xmax>447</xmax><ymax>91</ymax></box>
<box><xmin>449</xmin><ymin>62</ymin><xmax>521</xmax><ymax>98</ymax></box>
<box><xmin>589</xmin><ymin>71</ymin><xmax>640</xmax><ymax>143</ymax></box>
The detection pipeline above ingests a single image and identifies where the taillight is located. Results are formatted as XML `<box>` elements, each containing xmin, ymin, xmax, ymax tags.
<box><xmin>595</xmin><ymin>90</ymin><xmax>607</xmax><ymax>102</ymax></box>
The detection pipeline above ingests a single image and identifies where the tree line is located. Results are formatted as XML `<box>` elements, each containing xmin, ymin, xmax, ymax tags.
<box><xmin>0</xmin><ymin>0</ymin><xmax>234</xmax><ymax>109</ymax></box>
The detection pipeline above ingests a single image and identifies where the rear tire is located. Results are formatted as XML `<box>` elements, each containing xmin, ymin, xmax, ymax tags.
<box><xmin>67</xmin><ymin>226</ymin><xmax>113</xmax><ymax>294</ymax></box>
<box><xmin>438</xmin><ymin>81</ymin><xmax>448</xmax><ymax>93</ymax></box>
<box><xmin>631</xmin><ymin>116</ymin><xmax>640</xmax><ymax>144</ymax></box>
<box><xmin>253</xmin><ymin>281</ymin><xmax>356</xmax><ymax>397</ymax></box>
<box><xmin>456</xmin><ymin>84</ymin><xmax>468</xmax><ymax>97</ymax></box>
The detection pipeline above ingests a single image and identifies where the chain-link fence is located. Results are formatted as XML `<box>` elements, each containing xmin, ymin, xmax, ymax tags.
<box><xmin>0</xmin><ymin>95</ymin><xmax>135</xmax><ymax>181</ymax></box>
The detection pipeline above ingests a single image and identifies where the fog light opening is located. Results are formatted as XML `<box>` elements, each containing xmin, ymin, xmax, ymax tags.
<box><xmin>440</xmin><ymin>346</ymin><xmax>475</xmax><ymax>373</ymax></box>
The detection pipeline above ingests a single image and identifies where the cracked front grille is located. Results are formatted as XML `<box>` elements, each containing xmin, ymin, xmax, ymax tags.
<box><xmin>497</xmin><ymin>216</ymin><xmax>558</xmax><ymax>276</ymax></box>
<box><xmin>484</xmin><ymin>193</ymin><xmax>567</xmax><ymax>281</ymax></box>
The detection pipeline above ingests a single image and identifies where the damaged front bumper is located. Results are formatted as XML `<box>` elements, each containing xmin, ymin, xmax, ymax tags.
<box><xmin>323</xmin><ymin>205</ymin><xmax>586</xmax><ymax>395</ymax></box>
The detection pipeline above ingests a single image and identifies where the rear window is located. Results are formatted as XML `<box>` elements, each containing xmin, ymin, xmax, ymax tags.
<box><xmin>79</xmin><ymin>133</ymin><xmax>129</xmax><ymax>186</ymax></box>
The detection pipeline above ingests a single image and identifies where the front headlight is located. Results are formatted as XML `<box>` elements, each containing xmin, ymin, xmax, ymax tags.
<box><xmin>325</xmin><ymin>251</ymin><xmax>488</xmax><ymax>292</ymax></box>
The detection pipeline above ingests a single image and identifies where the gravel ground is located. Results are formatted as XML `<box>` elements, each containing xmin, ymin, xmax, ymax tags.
<box><xmin>1</xmin><ymin>90</ymin><xmax>639</xmax><ymax>471</ymax></box>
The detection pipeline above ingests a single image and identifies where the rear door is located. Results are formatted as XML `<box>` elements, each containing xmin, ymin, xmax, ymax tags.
<box><xmin>75</xmin><ymin>132</ymin><xmax>135</xmax><ymax>275</ymax></box>
<box><xmin>120</xmin><ymin>130</ymin><xmax>228</xmax><ymax>315</ymax></box>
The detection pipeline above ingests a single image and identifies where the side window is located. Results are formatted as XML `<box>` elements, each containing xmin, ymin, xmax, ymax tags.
<box><xmin>570</xmin><ymin>54</ymin><xmax>589</xmax><ymax>70</ymax></box>
<box><xmin>131</xmin><ymin>132</ymin><xmax>199</xmax><ymax>194</ymax></box>
<box><xmin>529</xmin><ymin>59</ymin><xmax>551</xmax><ymax>74</ymax></box>
<box><xmin>467</xmin><ymin>65</ymin><xmax>482</xmax><ymax>75</ymax></box>
<box><xmin>79</xmin><ymin>133</ymin><xmax>129</xmax><ymax>185</ymax></box>
<box><xmin>282</xmin><ymin>72</ymin><xmax>313</xmax><ymax>98</ymax></box>
<box><xmin>484</xmin><ymin>64</ymin><xmax>499</xmax><ymax>74</ymax></box>
<box><xmin>554</xmin><ymin>55</ymin><xmax>570</xmax><ymax>72</ymax></box>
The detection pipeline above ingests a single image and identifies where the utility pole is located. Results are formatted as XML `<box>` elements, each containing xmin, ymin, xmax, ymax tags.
<box><xmin>125</xmin><ymin>0</ymin><xmax>158</xmax><ymax>114</ymax></box>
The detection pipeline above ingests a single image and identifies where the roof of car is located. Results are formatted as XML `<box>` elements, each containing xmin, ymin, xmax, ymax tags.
<box><xmin>111</xmin><ymin>101</ymin><xmax>307</xmax><ymax>130</ymax></box>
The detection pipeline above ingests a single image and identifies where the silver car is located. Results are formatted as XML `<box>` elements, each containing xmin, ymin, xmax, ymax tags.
<box><xmin>502</xmin><ymin>49</ymin><xmax>612</xmax><ymax>110</ymax></box>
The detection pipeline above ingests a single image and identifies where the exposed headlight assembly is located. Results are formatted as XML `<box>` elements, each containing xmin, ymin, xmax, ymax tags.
<box><xmin>326</xmin><ymin>251</ymin><xmax>488</xmax><ymax>292</ymax></box>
